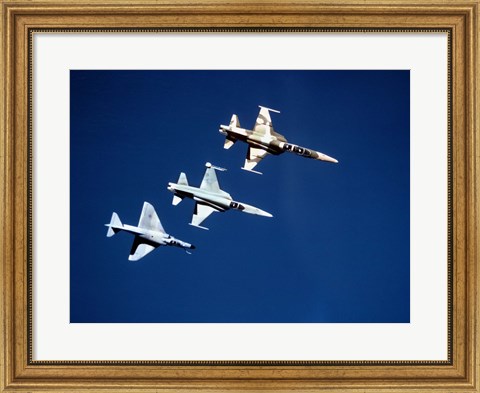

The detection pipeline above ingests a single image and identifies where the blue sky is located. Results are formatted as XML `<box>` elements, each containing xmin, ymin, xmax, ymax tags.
<box><xmin>70</xmin><ymin>70</ymin><xmax>410</xmax><ymax>323</ymax></box>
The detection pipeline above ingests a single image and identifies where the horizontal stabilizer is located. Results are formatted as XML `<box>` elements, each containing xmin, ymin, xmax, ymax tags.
<box><xmin>172</xmin><ymin>195</ymin><xmax>183</xmax><ymax>206</ymax></box>
<box><xmin>224</xmin><ymin>136</ymin><xmax>236</xmax><ymax>150</ymax></box>
<box><xmin>177</xmin><ymin>172</ymin><xmax>188</xmax><ymax>186</ymax></box>
<box><xmin>105</xmin><ymin>212</ymin><xmax>123</xmax><ymax>237</ymax></box>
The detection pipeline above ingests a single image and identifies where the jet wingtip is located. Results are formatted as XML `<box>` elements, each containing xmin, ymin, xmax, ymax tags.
<box><xmin>206</xmin><ymin>162</ymin><xmax>227</xmax><ymax>171</ymax></box>
<box><xmin>142</xmin><ymin>201</ymin><xmax>154</xmax><ymax>209</ymax></box>
<box><xmin>241</xmin><ymin>167</ymin><xmax>263</xmax><ymax>175</ymax></box>
<box><xmin>259</xmin><ymin>105</ymin><xmax>280</xmax><ymax>114</ymax></box>
<box><xmin>189</xmin><ymin>223</ymin><xmax>209</xmax><ymax>231</ymax></box>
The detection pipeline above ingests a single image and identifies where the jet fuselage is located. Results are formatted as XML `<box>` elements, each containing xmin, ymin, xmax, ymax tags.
<box><xmin>167</xmin><ymin>182</ymin><xmax>271</xmax><ymax>217</ymax></box>
<box><xmin>219</xmin><ymin>124</ymin><xmax>333</xmax><ymax>161</ymax></box>
<box><xmin>167</xmin><ymin>183</ymin><xmax>243</xmax><ymax>212</ymax></box>
<box><xmin>120</xmin><ymin>224</ymin><xmax>193</xmax><ymax>249</ymax></box>
<box><xmin>219</xmin><ymin>125</ymin><xmax>281</xmax><ymax>155</ymax></box>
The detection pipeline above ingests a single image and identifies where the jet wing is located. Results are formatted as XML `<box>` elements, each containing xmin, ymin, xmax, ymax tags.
<box><xmin>129</xmin><ymin>236</ymin><xmax>158</xmax><ymax>261</ymax></box>
<box><xmin>191</xmin><ymin>203</ymin><xmax>217</xmax><ymax>229</ymax></box>
<box><xmin>253</xmin><ymin>106</ymin><xmax>279</xmax><ymax>136</ymax></box>
<box><xmin>138</xmin><ymin>201</ymin><xmax>165</xmax><ymax>233</ymax></box>
<box><xmin>200</xmin><ymin>166</ymin><xmax>221</xmax><ymax>193</ymax></box>
<box><xmin>243</xmin><ymin>146</ymin><xmax>269</xmax><ymax>173</ymax></box>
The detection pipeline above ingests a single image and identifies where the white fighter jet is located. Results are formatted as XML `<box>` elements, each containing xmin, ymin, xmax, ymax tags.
<box><xmin>219</xmin><ymin>105</ymin><xmax>338</xmax><ymax>174</ymax></box>
<box><xmin>105</xmin><ymin>201</ymin><xmax>195</xmax><ymax>261</ymax></box>
<box><xmin>167</xmin><ymin>162</ymin><xmax>272</xmax><ymax>230</ymax></box>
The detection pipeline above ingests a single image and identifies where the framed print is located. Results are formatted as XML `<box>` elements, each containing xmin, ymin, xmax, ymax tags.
<box><xmin>1</xmin><ymin>0</ymin><xmax>478</xmax><ymax>391</ymax></box>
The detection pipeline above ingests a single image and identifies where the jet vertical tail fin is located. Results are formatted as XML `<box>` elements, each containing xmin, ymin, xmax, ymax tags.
<box><xmin>230</xmin><ymin>114</ymin><xmax>240</xmax><ymax>128</ymax></box>
<box><xmin>177</xmin><ymin>172</ymin><xmax>188</xmax><ymax>186</ymax></box>
<box><xmin>171</xmin><ymin>172</ymin><xmax>188</xmax><ymax>205</ymax></box>
<box><xmin>105</xmin><ymin>212</ymin><xmax>123</xmax><ymax>237</ymax></box>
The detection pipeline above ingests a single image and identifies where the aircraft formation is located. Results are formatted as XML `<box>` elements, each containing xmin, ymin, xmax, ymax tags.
<box><xmin>106</xmin><ymin>106</ymin><xmax>338</xmax><ymax>260</ymax></box>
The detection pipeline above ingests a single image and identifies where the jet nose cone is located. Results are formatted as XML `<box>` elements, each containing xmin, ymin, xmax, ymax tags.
<box><xmin>316</xmin><ymin>152</ymin><xmax>338</xmax><ymax>163</ymax></box>
<box><xmin>241</xmin><ymin>203</ymin><xmax>273</xmax><ymax>218</ymax></box>
<box><xmin>257</xmin><ymin>210</ymin><xmax>273</xmax><ymax>218</ymax></box>
<box><xmin>190</xmin><ymin>245</ymin><xmax>196</xmax><ymax>249</ymax></box>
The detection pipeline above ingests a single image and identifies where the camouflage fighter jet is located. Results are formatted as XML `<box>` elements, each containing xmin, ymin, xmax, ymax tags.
<box><xmin>167</xmin><ymin>162</ymin><xmax>272</xmax><ymax>230</ymax></box>
<box><xmin>105</xmin><ymin>201</ymin><xmax>195</xmax><ymax>260</ymax></box>
<box><xmin>219</xmin><ymin>105</ymin><xmax>338</xmax><ymax>174</ymax></box>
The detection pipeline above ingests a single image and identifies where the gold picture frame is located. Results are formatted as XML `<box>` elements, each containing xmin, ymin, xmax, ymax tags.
<box><xmin>1</xmin><ymin>0</ymin><xmax>478</xmax><ymax>391</ymax></box>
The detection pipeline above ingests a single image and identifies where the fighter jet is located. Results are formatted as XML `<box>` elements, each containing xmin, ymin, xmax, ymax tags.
<box><xmin>105</xmin><ymin>201</ymin><xmax>195</xmax><ymax>261</ymax></box>
<box><xmin>219</xmin><ymin>105</ymin><xmax>338</xmax><ymax>174</ymax></box>
<box><xmin>167</xmin><ymin>162</ymin><xmax>272</xmax><ymax>230</ymax></box>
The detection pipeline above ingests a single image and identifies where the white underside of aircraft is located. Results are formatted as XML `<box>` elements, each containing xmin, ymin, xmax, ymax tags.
<box><xmin>167</xmin><ymin>162</ymin><xmax>272</xmax><ymax>230</ymax></box>
<box><xmin>105</xmin><ymin>202</ymin><xmax>194</xmax><ymax>261</ymax></box>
